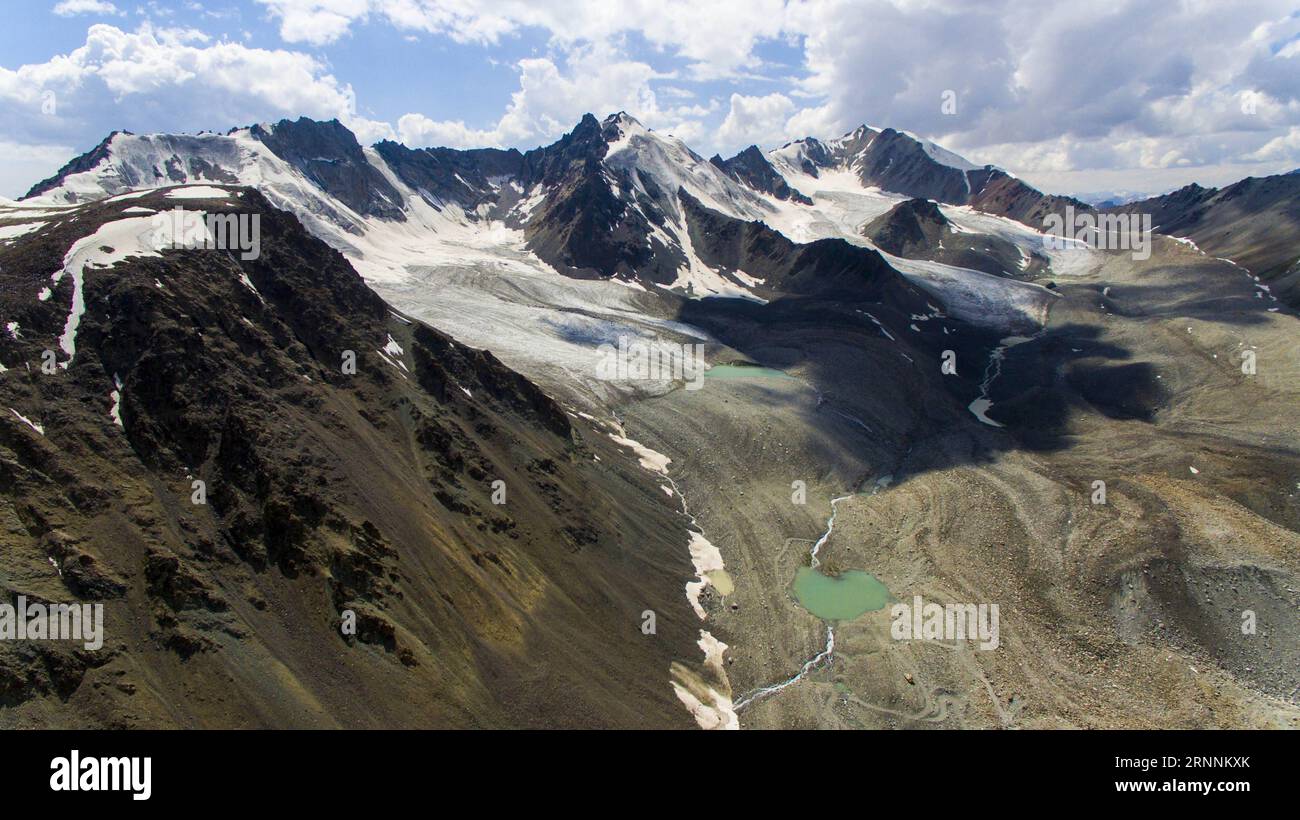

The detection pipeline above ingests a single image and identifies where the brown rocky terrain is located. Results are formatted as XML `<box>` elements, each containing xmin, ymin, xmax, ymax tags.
<box><xmin>1107</xmin><ymin>172</ymin><xmax>1300</xmax><ymax>308</ymax></box>
<box><xmin>0</xmin><ymin>188</ymin><xmax>712</xmax><ymax>727</ymax></box>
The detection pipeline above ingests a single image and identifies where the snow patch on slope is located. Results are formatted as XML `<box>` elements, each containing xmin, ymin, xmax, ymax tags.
<box><xmin>51</xmin><ymin>211</ymin><xmax>211</xmax><ymax>368</ymax></box>
<box><xmin>9</xmin><ymin>408</ymin><xmax>44</xmax><ymax>435</ymax></box>
<box><xmin>755</xmin><ymin>157</ymin><xmax>1059</xmax><ymax>330</ymax></box>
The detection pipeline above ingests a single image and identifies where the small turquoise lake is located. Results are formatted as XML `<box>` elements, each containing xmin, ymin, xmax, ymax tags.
<box><xmin>792</xmin><ymin>567</ymin><xmax>891</xmax><ymax>621</ymax></box>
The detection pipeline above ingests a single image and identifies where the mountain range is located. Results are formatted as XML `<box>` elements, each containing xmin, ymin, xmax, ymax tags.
<box><xmin>2</xmin><ymin>111</ymin><xmax>1298</xmax><ymax>730</ymax></box>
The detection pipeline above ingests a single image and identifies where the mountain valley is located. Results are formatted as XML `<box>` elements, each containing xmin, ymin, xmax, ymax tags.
<box><xmin>2</xmin><ymin>110</ymin><xmax>1297</xmax><ymax>729</ymax></box>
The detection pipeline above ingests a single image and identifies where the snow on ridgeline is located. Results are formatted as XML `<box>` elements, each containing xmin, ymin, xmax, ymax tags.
<box><xmin>757</xmin><ymin>158</ymin><xmax>1065</xmax><ymax>332</ymax></box>
<box><xmin>602</xmin><ymin>113</ymin><xmax>770</xmax><ymax>224</ymax></box>
<box><xmin>164</xmin><ymin>185</ymin><xmax>235</xmax><ymax>201</ymax></box>
<box><xmin>909</xmin><ymin>131</ymin><xmax>982</xmax><ymax>172</ymax></box>
<box><xmin>19</xmin><ymin>116</ymin><xmax>1076</xmax><ymax>366</ymax></box>
<box><xmin>601</xmin><ymin>114</ymin><xmax>774</xmax><ymax>301</ymax></box>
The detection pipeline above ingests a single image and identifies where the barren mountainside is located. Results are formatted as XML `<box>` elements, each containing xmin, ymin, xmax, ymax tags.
<box><xmin>0</xmin><ymin>186</ymin><xmax>712</xmax><ymax>727</ymax></box>
<box><xmin>2</xmin><ymin>110</ymin><xmax>1297</xmax><ymax>731</ymax></box>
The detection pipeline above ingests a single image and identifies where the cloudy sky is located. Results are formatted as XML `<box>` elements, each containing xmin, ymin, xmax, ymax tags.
<box><xmin>2</xmin><ymin>0</ymin><xmax>1299</xmax><ymax>199</ymax></box>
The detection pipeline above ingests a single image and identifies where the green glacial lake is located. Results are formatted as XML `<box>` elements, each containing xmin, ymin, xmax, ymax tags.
<box><xmin>793</xmin><ymin>567</ymin><xmax>891</xmax><ymax>621</ymax></box>
<box><xmin>704</xmin><ymin>364</ymin><xmax>796</xmax><ymax>381</ymax></box>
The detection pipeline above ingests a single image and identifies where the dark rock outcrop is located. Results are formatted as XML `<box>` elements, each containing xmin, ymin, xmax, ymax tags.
<box><xmin>710</xmin><ymin>146</ymin><xmax>812</xmax><ymax>204</ymax></box>
<box><xmin>863</xmin><ymin>198</ymin><xmax>1048</xmax><ymax>278</ymax></box>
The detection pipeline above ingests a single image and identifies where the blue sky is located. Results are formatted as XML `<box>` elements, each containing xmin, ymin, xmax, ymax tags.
<box><xmin>3</xmin><ymin>0</ymin><xmax>1300</xmax><ymax>199</ymax></box>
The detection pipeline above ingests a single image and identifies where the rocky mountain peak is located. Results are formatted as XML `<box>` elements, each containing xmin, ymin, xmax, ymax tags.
<box><xmin>710</xmin><ymin>145</ymin><xmax>812</xmax><ymax>205</ymax></box>
<box><xmin>23</xmin><ymin>131</ymin><xmax>126</xmax><ymax>201</ymax></box>
<box><xmin>251</xmin><ymin>117</ymin><xmax>406</xmax><ymax>220</ymax></box>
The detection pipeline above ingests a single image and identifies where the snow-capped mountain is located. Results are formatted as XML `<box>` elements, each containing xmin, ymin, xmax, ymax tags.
<box><xmin>21</xmin><ymin>112</ymin><xmax>1077</xmax><ymax>336</ymax></box>
<box><xmin>709</xmin><ymin>145</ymin><xmax>813</xmax><ymax>205</ymax></box>
<box><xmin>768</xmin><ymin>124</ymin><xmax>1088</xmax><ymax>226</ymax></box>
<box><xmin>6</xmin><ymin>104</ymin><xmax>1300</xmax><ymax>736</ymax></box>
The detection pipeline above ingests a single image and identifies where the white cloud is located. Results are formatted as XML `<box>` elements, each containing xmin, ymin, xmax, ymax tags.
<box><xmin>393</xmin><ymin>43</ymin><xmax>713</xmax><ymax>148</ymax></box>
<box><xmin>783</xmin><ymin>0</ymin><xmax>1020</xmax><ymax>143</ymax></box>
<box><xmin>396</xmin><ymin>113</ymin><xmax>498</xmax><ymax>149</ymax></box>
<box><xmin>660</xmin><ymin>118</ymin><xmax>706</xmax><ymax>145</ymax></box>
<box><xmin>0</xmin><ymin>23</ymin><xmax>388</xmax><ymax>153</ymax></box>
<box><xmin>1248</xmin><ymin>126</ymin><xmax>1300</xmax><ymax>162</ymax></box>
<box><xmin>777</xmin><ymin>0</ymin><xmax>1300</xmax><ymax>185</ymax></box>
<box><xmin>781</xmin><ymin>104</ymin><xmax>840</xmax><ymax>143</ymax></box>
<box><xmin>255</xmin><ymin>0</ymin><xmax>1300</xmax><ymax>182</ymax></box>
<box><xmin>0</xmin><ymin>17</ymin><xmax>719</xmax><ymax>191</ymax></box>
<box><xmin>266</xmin><ymin>0</ymin><xmax>367</xmax><ymax>46</ymax></box>
<box><xmin>53</xmin><ymin>0</ymin><xmax>121</xmax><ymax>16</ymax></box>
<box><xmin>7</xmin><ymin>0</ymin><xmax>1300</xmax><ymax>197</ymax></box>
<box><xmin>256</xmin><ymin>0</ymin><xmax>785</xmax><ymax>78</ymax></box>
<box><xmin>716</xmin><ymin>92</ymin><xmax>795</xmax><ymax>153</ymax></box>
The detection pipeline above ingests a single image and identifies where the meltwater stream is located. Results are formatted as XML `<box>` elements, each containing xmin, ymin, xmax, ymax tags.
<box><xmin>687</xmin><ymin>366</ymin><xmax>890</xmax><ymax>713</ymax></box>
<box><xmin>734</xmin><ymin>477</ymin><xmax>893</xmax><ymax>711</ymax></box>
<box><xmin>733</xmin><ymin>493</ymin><xmax>852</xmax><ymax>712</ymax></box>
<box><xmin>967</xmin><ymin>334</ymin><xmax>1037</xmax><ymax>427</ymax></box>
<box><xmin>732</xmin><ymin>498</ymin><xmax>845</xmax><ymax>710</ymax></box>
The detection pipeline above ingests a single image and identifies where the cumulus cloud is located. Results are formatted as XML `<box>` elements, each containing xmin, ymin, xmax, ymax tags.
<box><xmin>254</xmin><ymin>0</ymin><xmax>1300</xmax><ymax>182</ymax></box>
<box><xmin>393</xmin><ymin>43</ymin><xmax>717</xmax><ymax>148</ymax></box>
<box><xmin>0</xmin><ymin>23</ymin><xmax>391</xmax><ymax>153</ymax></box>
<box><xmin>779</xmin><ymin>0</ymin><xmax>1300</xmax><ymax>185</ymax></box>
<box><xmin>0</xmin><ymin>16</ymin><xmax>720</xmax><ymax>194</ymax></box>
<box><xmin>786</xmin><ymin>0</ymin><xmax>1018</xmax><ymax>140</ymax></box>
<box><xmin>716</xmin><ymin>93</ymin><xmax>796</xmax><ymax>153</ymax></box>
<box><xmin>6</xmin><ymin>0</ymin><xmax>1300</xmax><ymax>196</ymax></box>
<box><xmin>396</xmin><ymin>113</ymin><xmax>498</xmax><ymax>149</ymax></box>
<box><xmin>264</xmin><ymin>0</ymin><xmax>366</xmax><ymax>46</ymax></box>
<box><xmin>1248</xmin><ymin>126</ymin><xmax>1300</xmax><ymax>162</ymax></box>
